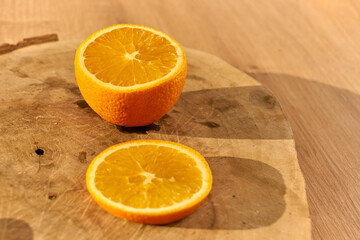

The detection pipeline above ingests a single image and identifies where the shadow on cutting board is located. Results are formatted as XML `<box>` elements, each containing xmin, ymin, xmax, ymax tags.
<box><xmin>169</xmin><ymin>157</ymin><xmax>286</xmax><ymax>230</ymax></box>
<box><xmin>246</xmin><ymin>73</ymin><xmax>360</xmax><ymax>239</ymax></box>
<box><xmin>115</xmin><ymin>85</ymin><xmax>293</xmax><ymax>140</ymax></box>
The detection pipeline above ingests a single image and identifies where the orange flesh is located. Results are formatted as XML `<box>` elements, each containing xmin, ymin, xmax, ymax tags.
<box><xmin>94</xmin><ymin>145</ymin><xmax>203</xmax><ymax>208</ymax></box>
<box><xmin>83</xmin><ymin>27</ymin><xmax>178</xmax><ymax>86</ymax></box>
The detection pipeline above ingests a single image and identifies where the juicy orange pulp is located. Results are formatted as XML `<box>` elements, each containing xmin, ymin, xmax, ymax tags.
<box><xmin>95</xmin><ymin>144</ymin><xmax>203</xmax><ymax>208</ymax></box>
<box><xmin>83</xmin><ymin>27</ymin><xmax>178</xmax><ymax>86</ymax></box>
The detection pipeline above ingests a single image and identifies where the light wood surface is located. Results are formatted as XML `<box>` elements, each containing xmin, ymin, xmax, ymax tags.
<box><xmin>0</xmin><ymin>1</ymin><xmax>359</xmax><ymax>239</ymax></box>
<box><xmin>0</xmin><ymin>41</ymin><xmax>310</xmax><ymax>239</ymax></box>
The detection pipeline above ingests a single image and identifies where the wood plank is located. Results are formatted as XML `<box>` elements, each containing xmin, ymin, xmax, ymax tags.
<box><xmin>0</xmin><ymin>41</ymin><xmax>310</xmax><ymax>239</ymax></box>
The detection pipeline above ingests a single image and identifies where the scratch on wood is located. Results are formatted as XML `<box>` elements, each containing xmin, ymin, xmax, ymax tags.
<box><xmin>208</xmin><ymin>194</ymin><xmax>217</xmax><ymax>229</ymax></box>
<box><xmin>171</xmin><ymin>113</ymin><xmax>195</xmax><ymax>135</ymax></box>
<box><xmin>80</xmin><ymin>197</ymin><xmax>92</xmax><ymax>219</ymax></box>
<box><xmin>129</xmin><ymin>225</ymin><xmax>147</xmax><ymax>240</ymax></box>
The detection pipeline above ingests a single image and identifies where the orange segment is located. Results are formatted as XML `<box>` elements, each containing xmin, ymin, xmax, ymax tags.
<box><xmin>86</xmin><ymin>140</ymin><xmax>212</xmax><ymax>224</ymax></box>
<box><xmin>74</xmin><ymin>24</ymin><xmax>187</xmax><ymax>126</ymax></box>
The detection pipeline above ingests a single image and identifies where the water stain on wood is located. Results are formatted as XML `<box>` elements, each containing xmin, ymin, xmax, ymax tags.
<box><xmin>171</xmin><ymin>157</ymin><xmax>286</xmax><ymax>230</ymax></box>
<box><xmin>249</xmin><ymin>89</ymin><xmax>276</xmax><ymax>109</ymax></box>
<box><xmin>0</xmin><ymin>218</ymin><xmax>34</xmax><ymax>240</ymax></box>
<box><xmin>187</xmin><ymin>63</ymin><xmax>198</xmax><ymax>71</ymax></box>
<box><xmin>19</xmin><ymin>57</ymin><xmax>34</xmax><ymax>65</ymax></box>
<box><xmin>78</xmin><ymin>152</ymin><xmax>87</xmax><ymax>163</ymax></box>
<box><xmin>10</xmin><ymin>67</ymin><xmax>28</xmax><ymax>78</ymax></box>
<box><xmin>208</xmin><ymin>97</ymin><xmax>240</xmax><ymax>112</ymax></box>
<box><xmin>41</xmin><ymin>163</ymin><xmax>55</xmax><ymax>169</ymax></box>
<box><xmin>44</xmin><ymin>77</ymin><xmax>80</xmax><ymax>96</ymax></box>
<box><xmin>187</xmin><ymin>74</ymin><xmax>206</xmax><ymax>82</ymax></box>
<box><xmin>29</xmin><ymin>77</ymin><xmax>80</xmax><ymax>101</ymax></box>
<box><xmin>248</xmin><ymin>65</ymin><xmax>259</xmax><ymax>70</ymax></box>
<box><xmin>155</xmin><ymin>86</ymin><xmax>291</xmax><ymax>139</ymax></box>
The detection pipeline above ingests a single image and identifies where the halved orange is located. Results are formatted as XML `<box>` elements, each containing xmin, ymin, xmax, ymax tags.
<box><xmin>86</xmin><ymin>140</ymin><xmax>212</xmax><ymax>224</ymax></box>
<box><xmin>74</xmin><ymin>24</ymin><xmax>187</xmax><ymax>127</ymax></box>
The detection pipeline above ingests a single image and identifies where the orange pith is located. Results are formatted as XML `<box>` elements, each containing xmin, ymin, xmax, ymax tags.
<box><xmin>86</xmin><ymin>140</ymin><xmax>212</xmax><ymax>224</ymax></box>
<box><xmin>74</xmin><ymin>24</ymin><xmax>187</xmax><ymax>127</ymax></box>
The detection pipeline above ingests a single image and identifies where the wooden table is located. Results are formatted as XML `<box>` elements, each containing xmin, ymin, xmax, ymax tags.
<box><xmin>1</xmin><ymin>1</ymin><xmax>359</xmax><ymax>239</ymax></box>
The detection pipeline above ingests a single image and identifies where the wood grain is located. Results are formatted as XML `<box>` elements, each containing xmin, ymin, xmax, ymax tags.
<box><xmin>0</xmin><ymin>0</ymin><xmax>359</xmax><ymax>239</ymax></box>
<box><xmin>0</xmin><ymin>41</ymin><xmax>310</xmax><ymax>239</ymax></box>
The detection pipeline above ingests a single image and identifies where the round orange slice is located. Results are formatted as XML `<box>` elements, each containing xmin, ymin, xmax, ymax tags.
<box><xmin>86</xmin><ymin>140</ymin><xmax>212</xmax><ymax>224</ymax></box>
<box><xmin>74</xmin><ymin>24</ymin><xmax>187</xmax><ymax>127</ymax></box>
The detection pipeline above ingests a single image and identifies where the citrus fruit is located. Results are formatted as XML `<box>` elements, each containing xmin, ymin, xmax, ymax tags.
<box><xmin>74</xmin><ymin>24</ymin><xmax>187</xmax><ymax>127</ymax></box>
<box><xmin>86</xmin><ymin>140</ymin><xmax>212</xmax><ymax>224</ymax></box>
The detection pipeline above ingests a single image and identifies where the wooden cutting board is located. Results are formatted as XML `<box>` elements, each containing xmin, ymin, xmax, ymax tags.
<box><xmin>0</xmin><ymin>40</ymin><xmax>310</xmax><ymax>240</ymax></box>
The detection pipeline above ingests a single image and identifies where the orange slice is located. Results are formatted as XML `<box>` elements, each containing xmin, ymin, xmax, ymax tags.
<box><xmin>74</xmin><ymin>24</ymin><xmax>187</xmax><ymax>127</ymax></box>
<box><xmin>86</xmin><ymin>140</ymin><xmax>212</xmax><ymax>224</ymax></box>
